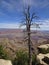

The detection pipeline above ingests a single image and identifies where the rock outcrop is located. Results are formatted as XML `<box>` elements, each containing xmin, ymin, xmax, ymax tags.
<box><xmin>37</xmin><ymin>53</ymin><xmax>49</xmax><ymax>65</ymax></box>
<box><xmin>0</xmin><ymin>59</ymin><xmax>12</xmax><ymax>65</ymax></box>
<box><xmin>37</xmin><ymin>44</ymin><xmax>49</xmax><ymax>65</ymax></box>
<box><xmin>38</xmin><ymin>44</ymin><xmax>49</xmax><ymax>50</ymax></box>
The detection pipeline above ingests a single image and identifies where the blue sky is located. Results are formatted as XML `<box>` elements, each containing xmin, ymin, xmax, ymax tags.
<box><xmin>0</xmin><ymin>0</ymin><xmax>49</xmax><ymax>30</ymax></box>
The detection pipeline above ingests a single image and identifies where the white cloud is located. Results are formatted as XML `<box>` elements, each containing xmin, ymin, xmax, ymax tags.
<box><xmin>35</xmin><ymin>19</ymin><xmax>49</xmax><ymax>30</ymax></box>
<box><xmin>0</xmin><ymin>0</ymin><xmax>49</xmax><ymax>12</ymax></box>
<box><xmin>0</xmin><ymin>23</ymin><xmax>20</xmax><ymax>29</ymax></box>
<box><xmin>20</xmin><ymin>0</ymin><xmax>49</xmax><ymax>9</ymax></box>
<box><xmin>0</xmin><ymin>19</ymin><xmax>49</xmax><ymax>30</ymax></box>
<box><xmin>0</xmin><ymin>0</ymin><xmax>49</xmax><ymax>30</ymax></box>
<box><xmin>1</xmin><ymin>0</ymin><xmax>15</xmax><ymax>12</ymax></box>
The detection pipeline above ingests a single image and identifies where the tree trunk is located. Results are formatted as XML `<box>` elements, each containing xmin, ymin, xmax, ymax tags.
<box><xmin>27</xmin><ymin>24</ymin><xmax>32</xmax><ymax>65</ymax></box>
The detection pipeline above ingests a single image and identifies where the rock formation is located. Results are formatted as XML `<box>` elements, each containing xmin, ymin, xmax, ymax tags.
<box><xmin>37</xmin><ymin>44</ymin><xmax>49</xmax><ymax>65</ymax></box>
<box><xmin>0</xmin><ymin>59</ymin><xmax>12</xmax><ymax>65</ymax></box>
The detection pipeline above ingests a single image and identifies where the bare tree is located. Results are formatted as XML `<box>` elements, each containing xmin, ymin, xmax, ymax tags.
<box><xmin>20</xmin><ymin>6</ymin><xmax>40</xmax><ymax>65</ymax></box>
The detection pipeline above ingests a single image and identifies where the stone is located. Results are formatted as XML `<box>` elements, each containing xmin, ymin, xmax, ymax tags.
<box><xmin>37</xmin><ymin>53</ymin><xmax>49</xmax><ymax>65</ymax></box>
<box><xmin>0</xmin><ymin>59</ymin><xmax>12</xmax><ymax>65</ymax></box>
<box><xmin>38</xmin><ymin>44</ymin><xmax>49</xmax><ymax>50</ymax></box>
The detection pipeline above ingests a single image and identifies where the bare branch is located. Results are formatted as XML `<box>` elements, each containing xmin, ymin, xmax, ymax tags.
<box><xmin>31</xmin><ymin>22</ymin><xmax>43</xmax><ymax>28</ymax></box>
<box><xmin>19</xmin><ymin>22</ymin><xmax>26</xmax><ymax>28</ymax></box>
<box><xmin>31</xmin><ymin>23</ymin><xmax>40</xmax><ymax>28</ymax></box>
<box><xmin>22</xmin><ymin>38</ymin><xmax>28</xmax><ymax>42</ymax></box>
<box><xmin>31</xmin><ymin>13</ymin><xmax>39</xmax><ymax>22</ymax></box>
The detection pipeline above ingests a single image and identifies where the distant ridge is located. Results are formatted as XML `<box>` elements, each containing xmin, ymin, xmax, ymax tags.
<box><xmin>0</xmin><ymin>28</ymin><xmax>49</xmax><ymax>34</ymax></box>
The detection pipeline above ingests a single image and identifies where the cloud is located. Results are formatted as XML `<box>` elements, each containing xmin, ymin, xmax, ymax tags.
<box><xmin>0</xmin><ymin>0</ymin><xmax>24</xmax><ymax>12</ymax></box>
<box><xmin>0</xmin><ymin>0</ymin><xmax>49</xmax><ymax>30</ymax></box>
<box><xmin>0</xmin><ymin>22</ymin><xmax>20</xmax><ymax>29</ymax></box>
<box><xmin>27</xmin><ymin>19</ymin><xmax>49</xmax><ymax>30</ymax></box>
<box><xmin>0</xmin><ymin>11</ymin><xmax>7</xmax><ymax>16</ymax></box>
<box><xmin>0</xmin><ymin>0</ymin><xmax>49</xmax><ymax>13</ymax></box>
<box><xmin>0</xmin><ymin>19</ymin><xmax>49</xmax><ymax>30</ymax></box>
<box><xmin>0</xmin><ymin>11</ymin><xmax>4</xmax><ymax>16</ymax></box>
<box><xmin>1</xmin><ymin>0</ymin><xmax>15</xmax><ymax>12</ymax></box>
<box><xmin>21</xmin><ymin>0</ymin><xmax>49</xmax><ymax>8</ymax></box>
<box><xmin>35</xmin><ymin>19</ymin><xmax>49</xmax><ymax>30</ymax></box>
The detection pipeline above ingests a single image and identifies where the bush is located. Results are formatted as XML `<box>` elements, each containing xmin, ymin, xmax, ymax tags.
<box><xmin>13</xmin><ymin>50</ymin><xmax>29</xmax><ymax>65</ymax></box>
<box><xmin>13</xmin><ymin>50</ymin><xmax>39</xmax><ymax>65</ymax></box>
<box><xmin>32</xmin><ymin>54</ymin><xmax>40</xmax><ymax>65</ymax></box>
<box><xmin>40</xmin><ymin>48</ymin><xmax>47</xmax><ymax>54</ymax></box>
<box><xmin>47</xmin><ymin>48</ymin><xmax>49</xmax><ymax>53</ymax></box>
<box><xmin>38</xmin><ymin>47</ymin><xmax>49</xmax><ymax>54</ymax></box>
<box><xmin>0</xmin><ymin>45</ymin><xmax>9</xmax><ymax>59</ymax></box>
<box><xmin>32</xmin><ymin>54</ymin><xmax>37</xmax><ymax>65</ymax></box>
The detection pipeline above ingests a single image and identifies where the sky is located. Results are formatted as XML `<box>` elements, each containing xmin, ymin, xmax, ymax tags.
<box><xmin>0</xmin><ymin>0</ymin><xmax>49</xmax><ymax>30</ymax></box>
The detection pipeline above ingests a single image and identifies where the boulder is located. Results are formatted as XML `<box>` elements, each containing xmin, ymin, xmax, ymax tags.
<box><xmin>0</xmin><ymin>59</ymin><xmax>12</xmax><ymax>65</ymax></box>
<box><xmin>38</xmin><ymin>44</ymin><xmax>49</xmax><ymax>50</ymax></box>
<box><xmin>37</xmin><ymin>44</ymin><xmax>49</xmax><ymax>65</ymax></box>
<box><xmin>37</xmin><ymin>53</ymin><xmax>49</xmax><ymax>65</ymax></box>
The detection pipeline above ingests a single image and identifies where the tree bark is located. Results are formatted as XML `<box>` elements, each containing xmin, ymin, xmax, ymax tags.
<box><xmin>27</xmin><ymin>24</ymin><xmax>32</xmax><ymax>65</ymax></box>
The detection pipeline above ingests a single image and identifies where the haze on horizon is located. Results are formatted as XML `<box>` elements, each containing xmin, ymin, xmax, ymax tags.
<box><xmin>0</xmin><ymin>0</ymin><xmax>49</xmax><ymax>30</ymax></box>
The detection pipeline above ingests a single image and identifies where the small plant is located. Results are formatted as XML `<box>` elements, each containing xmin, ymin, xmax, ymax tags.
<box><xmin>47</xmin><ymin>47</ymin><xmax>49</xmax><ymax>53</ymax></box>
<box><xmin>0</xmin><ymin>45</ymin><xmax>9</xmax><ymax>60</ymax></box>
<box><xmin>13</xmin><ymin>50</ymin><xmax>39</xmax><ymax>65</ymax></box>
<box><xmin>13</xmin><ymin>50</ymin><xmax>29</xmax><ymax>65</ymax></box>
<box><xmin>41</xmin><ymin>48</ymin><xmax>47</xmax><ymax>54</ymax></box>
<box><xmin>32</xmin><ymin>54</ymin><xmax>40</xmax><ymax>65</ymax></box>
<box><xmin>38</xmin><ymin>47</ymin><xmax>49</xmax><ymax>54</ymax></box>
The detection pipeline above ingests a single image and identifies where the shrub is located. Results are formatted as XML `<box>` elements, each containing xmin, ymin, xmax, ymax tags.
<box><xmin>13</xmin><ymin>50</ymin><xmax>39</xmax><ymax>65</ymax></box>
<box><xmin>32</xmin><ymin>54</ymin><xmax>40</xmax><ymax>65</ymax></box>
<box><xmin>38</xmin><ymin>47</ymin><xmax>49</xmax><ymax>54</ymax></box>
<box><xmin>0</xmin><ymin>45</ymin><xmax>9</xmax><ymax>60</ymax></box>
<box><xmin>32</xmin><ymin>54</ymin><xmax>37</xmax><ymax>65</ymax></box>
<box><xmin>47</xmin><ymin>48</ymin><xmax>49</xmax><ymax>53</ymax></box>
<box><xmin>41</xmin><ymin>48</ymin><xmax>47</xmax><ymax>54</ymax></box>
<box><xmin>13</xmin><ymin>50</ymin><xmax>29</xmax><ymax>65</ymax></box>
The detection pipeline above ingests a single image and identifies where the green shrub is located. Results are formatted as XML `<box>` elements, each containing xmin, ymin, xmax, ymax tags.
<box><xmin>32</xmin><ymin>54</ymin><xmax>40</xmax><ymax>65</ymax></box>
<box><xmin>0</xmin><ymin>45</ymin><xmax>9</xmax><ymax>59</ymax></box>
<box><xmin>13</xmin><ymin>50</ymin><xmax>29</xmax><ymax>65</ymax></box>
<box><xmin>38</xmin><ymin>45</ymin><xmax>49</xmax><ymax>54</ymax></box>
<box><xmin>41</xmin><ymin>48</ymin><xmax>47</xmax><ymax>54</ymax></box>
<box><xmin>13</xmin><ymin>50</ymin><xmax>39</xmax><ymax>65</ymax></box>
<box><xmin>38</xmin><ymin>47</ymin><xmax>49</xmax><ymax>54</ymax></box>
<box><xmin>47</xmin><ymin>48</ymin><xmax>49</xmax><ymax>53</ymax></box>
